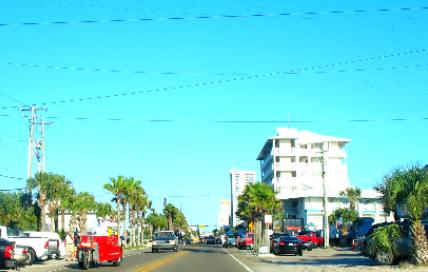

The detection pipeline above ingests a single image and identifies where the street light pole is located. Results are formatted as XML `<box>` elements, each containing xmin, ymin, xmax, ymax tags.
<box><xmin>321</xmin><ymin>143</ymin><xmax>330</xmax><ymax>248</ymax></box>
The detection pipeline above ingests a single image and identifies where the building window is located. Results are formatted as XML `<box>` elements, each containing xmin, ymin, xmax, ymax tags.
<box><xmin>276</xmin><ymin>171</ymin><xmax>281</xmax><ymax>177</ymax></box>
<box><xmin>275</xmin><ymin>140</ymin><xmax>279</xmax><ymax>148</ymax></box>
<box><xmin>291</xmin><ymin>171</ymin><xmax>297</xmax><ymax>177</ymax></box>
<box><xmin>301</xmin><ymin>144</ymin><xmax>307</xmax><ymax>149</ymax></box>
<box><xmin>291</xmin><ymin>139</ymin><xmax>295</xmax><ymax>148</ymax></box>
<box><xmin>275</xmin><ymin>157</ymin><xmax>280</xmax><ymax>162</ymax></box>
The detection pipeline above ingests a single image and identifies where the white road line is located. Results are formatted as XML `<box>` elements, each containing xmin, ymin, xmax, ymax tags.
<box><xmin>223</xmin><ymin>248</ymin><xmax>255</xmax><ymax>272</ymax></box>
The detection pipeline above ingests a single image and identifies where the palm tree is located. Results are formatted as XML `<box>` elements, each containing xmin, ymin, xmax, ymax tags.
<box><xmin>339</xmin><ymin>187</ymin><xmax>361</xmax><ymax>210</ymax></box>
<box><xmin>96</xmin><ymin>202</ymin><xmax>114</xmax><ymax>221</ymax></box>
<box><xmin>375</xmin><ymin>165</ymin><xmax>428</xmax><ymax>265</ymax></box>
<box><xmin>134</xmin><ymin>186</ymin><xmax>149</xmax><ymax>246</ymax></box>
<box><xmin>400</xmin><ymin>166</ymin><xmax>428</xmax><ymax>265</ymax></box>
<box><xmin>103</xmin><ymin>175</ymin><xmax>128</xmax><ymax>245</ymax></box>
<box><xmin>75</xmin><ymin>192</ymin><xmax>96</xmax><ymax>234</ymax></box>
<box><xmin>163</xmin><ymin>203</ymin><xmax>178</xmax><ymax>231</ymax></box>
<box><xmin>46</xmin><ymin>174</ymin><xmax>72</xmax><ymax>232</ymax></box>
<box><xmin>126</xmin><ymin>177</ymin><xmax>140</xmax><ymax>247</ymax></box>
<box><xmin>236</xmin><ymin>183</ymin><xmax>282</xmax><ymax>253</ymax></box>
<box><xmin>27</xmin><ymin>172</ymin><xmax>53</xmax><ymax>231</ymax></box>
<box><xmin>375</xmin><ymin>169</ymin><xmax>406</xmax><ymax>222</ymax></box>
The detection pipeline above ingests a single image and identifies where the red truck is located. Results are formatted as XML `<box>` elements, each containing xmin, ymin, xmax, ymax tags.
<box><xmin>296</xmin><ymin>231</ymin><xmax>324</xmax><ymax>247</ymax></box>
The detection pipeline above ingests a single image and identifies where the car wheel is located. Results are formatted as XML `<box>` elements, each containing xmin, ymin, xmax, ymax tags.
<box><xmin>113</xmin><ymin>257</ymin><xmax>122</xmax><ymax>267</ymax></box>
<box><xmin>152</xmin><ymin>248</ymin><xmax>156</xmax><ymax>253</ymax></box>
<box><xmin>375</xmin><ymin>251</ymin><xmax>394</xmax><ymax>265</ymax></box>
<box><xmin>28</xmin><ymin>248</ymin><xmax>37</xmax><ymax>264</ymax></box>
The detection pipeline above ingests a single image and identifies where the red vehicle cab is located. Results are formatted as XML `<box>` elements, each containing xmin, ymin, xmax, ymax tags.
<box><xmin>77</xmin><ymin>235</ymin><xmax>123</xmax><ymax>270</ymax></box>
<box><xmin>238</xmin><ymin>232</ymin><xmax>254</xmax><ymax>249</ymax></box>
<box><xmin>296</xmin><ymin>231</ymin><xmax>324</xmax><ymax>247</ymax></box>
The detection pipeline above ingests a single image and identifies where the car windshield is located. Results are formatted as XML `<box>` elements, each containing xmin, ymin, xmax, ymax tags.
<box><xmin>155</xmin><ymin>232</ymin><xmax>174</xmax><ymax>239</ymax></box>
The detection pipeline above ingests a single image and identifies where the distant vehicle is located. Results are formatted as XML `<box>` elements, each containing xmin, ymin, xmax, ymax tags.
<box><xmin>273</xmin><ymin>236</ymin><xmax>303</xmax><ymax>256</ymax></box>
<box><xmin>223</xmin><ymin>232</ymin><xmax>236</xmax><ymax>248</ymax></box>
<box><xmin>215</xmin><ymin>237</ymin><xmax>222</xmax><ymax>244</ymax></box>
<box><xmin>0</xmin><ymin>226</ymin><xmax>51</xmax><ymax>263</ymax></box>
<box><xmin>152</xmin><ymin>231</ymin><xmax>178</xmax><ymax>253</ymax></box>
<box><xmin>237</xmin><ymin>232</ymin><xmax>254</xmax><ymax>249</ymax></box>
<box><xmin>206</xmin><ymin>236</ymin><xmax>216</xmax><ymax>244</ymax></box>
<box><xmin>0</xmin><ymin>238</ymin><xmax>31</xmax><ymax>269</ymax></box>
<box><xmin>296</xmin><ymin>230</ymin><xmax>324</xmax><ymax>247</ymax></box>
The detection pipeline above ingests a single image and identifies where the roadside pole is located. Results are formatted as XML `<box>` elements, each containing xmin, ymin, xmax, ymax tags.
<box><xmin>321</xmin><ymin>143</ymin><xmax>330</xmax><ymax>248</ymax></box>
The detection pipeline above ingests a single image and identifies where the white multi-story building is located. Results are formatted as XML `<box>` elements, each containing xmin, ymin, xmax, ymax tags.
<box><xmin>217</xmin><ymin>199</ymin><xmax>231</xmax><ymax>228</ymax></box>
<box><xmin>257</xmin><ymin>128</ymin><xmax>390</xmax><ymax>230</ymax></box>
<box><xmin>230</xmin><ymin>168</ymin><xmax>256</xmax><ymax>227</ymax></box>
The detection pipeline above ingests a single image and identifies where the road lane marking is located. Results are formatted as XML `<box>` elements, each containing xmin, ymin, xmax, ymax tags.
<box><xmin>223</xmin><ymin>248</ymin><xmax>255</xmax><ymax>272</ymax></box>
<box><xmin>135</xmin><ymin>251</ymin><xmax>188</xmax><ymax>272</ymax></box>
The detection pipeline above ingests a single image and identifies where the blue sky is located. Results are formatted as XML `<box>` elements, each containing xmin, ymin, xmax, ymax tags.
<box><xmin>0</xmin><ymin>0</ymin><xmax>427</xmax><ymax>229</ymax></box>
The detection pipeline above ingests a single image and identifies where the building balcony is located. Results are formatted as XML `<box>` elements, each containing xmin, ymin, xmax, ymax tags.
<box><xmin>260</xmin><ymin>154</ymin><xmax>273</xmax><ymax>170</ymax></box>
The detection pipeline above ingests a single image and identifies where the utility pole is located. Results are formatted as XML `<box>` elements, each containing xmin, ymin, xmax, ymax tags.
<box><xmin>321</xmin><ymin>142</ymin><xmax>330</xmax><ymax>248</ymax></box>
<box><xmin>20</xmin><ymin>104</ymin><xmax>49</xmax><ymax>190</ymax></box>
<box><xmin>20</xmin><ymin>105</ymin><xmax>37</xmax><ymax>180</ymax></box>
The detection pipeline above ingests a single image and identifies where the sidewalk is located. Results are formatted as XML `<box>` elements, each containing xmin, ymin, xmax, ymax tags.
<box><xmin>11</xmin><ymin>245</ymin><xmax>150</xmax><ymax>272</ymax></box>
<box><xmin>226</xmin><ymin>247</ymin><xmax>427</xmax><ymax>272</ymax></box>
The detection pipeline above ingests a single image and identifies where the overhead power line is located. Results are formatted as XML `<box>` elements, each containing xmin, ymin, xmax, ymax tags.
<box><xmin>0</xmin><ymin>174</ymin><xmax>25</xmax><ymax>180</ymax></box>
<box><xmin>1</xmin><ymin>62</ymin><xmax>425</xmax><ymax>111</ymax></box>
<box><xmin>1</xmin><ymin>47</ymin><xmax>426</xmax><ymax>77</ymax></box>
<box><xmin>0</xmin><ymin>6</ymin><xmax>427</xmax><ymax>27</ymax></box>
<box><xmin>2</xmin><ymin>109</ymin><xmax>428</xmax><ymax>124</ymax></box>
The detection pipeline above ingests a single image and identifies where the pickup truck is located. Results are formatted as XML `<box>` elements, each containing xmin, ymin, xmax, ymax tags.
<box><xmin>24</xmin><ymin>231</ymin><xmax>64</xmax><ymax>259</ymax></box>
<box><xmin>0</xmin><ymin>226</ymin><xmax>51</xmax><ymax>263</ymax></box>
<box><xmin>296</xmin><ymin>230</ymin><xmax>324</xmax><ymax>247</ymax></box>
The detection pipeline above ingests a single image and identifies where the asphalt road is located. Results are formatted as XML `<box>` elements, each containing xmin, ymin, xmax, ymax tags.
<box><xmin>15</xmin><ymin>244</ymin><xmax>247</xmax><ymax>272</ymax></box>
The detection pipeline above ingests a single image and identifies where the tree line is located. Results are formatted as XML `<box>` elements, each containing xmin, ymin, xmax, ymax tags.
<box><xmin>0</xmin><ymin>172</ymin><xmax>188</xmax><ymax>247</ymax></box>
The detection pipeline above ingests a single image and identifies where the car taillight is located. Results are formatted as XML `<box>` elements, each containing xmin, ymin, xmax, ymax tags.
<box><xmin>279</xmin><ymin>241</ymin><xmax>286</xmax><ymax>246</ymax></box>
<box><xmin>44</xmin><ymin>240</ymin><xmax>49</xmax><ymax>249</ymax></box>
<box><xmin>22</xmin><ymin>248</ymin><xmax>28</xmax><ymax>254</ymax></box>
<box><xmin>57</xmin><ymin>240</ymin><xmax>59</xmax><ymax>248</ymax></box>
<box><xmin>4</xmin><ymin>245</ymin><xmax>14</xmax><ymax>259</ymax></box>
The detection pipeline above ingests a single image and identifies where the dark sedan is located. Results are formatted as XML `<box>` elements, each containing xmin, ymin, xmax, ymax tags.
<box><xmin>273</xmin><ymin>236</ymin><xmax>303</xmax><ymax>256</ymax></box>
<box><xmin>206</xmin><ymin>236</ymin><xmax>216</xmax><ymax>244</ymax></box>
<box><xmin>0</xmin><ymin>238</ymin><xmax>30</xmax><ymax>269</ymax></box>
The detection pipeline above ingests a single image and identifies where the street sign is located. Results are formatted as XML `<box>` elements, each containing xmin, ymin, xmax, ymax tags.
<box><xmin>264</xmin><ymin>214</ymin><xmax>272</xmax><ymax>225</ymax></box>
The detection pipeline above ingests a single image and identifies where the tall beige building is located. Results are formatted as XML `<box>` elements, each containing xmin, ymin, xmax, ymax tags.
<box><xmin>230</xmin><ymin>168</ymin><xmax>256</xmax><ymax>227</ymax></box>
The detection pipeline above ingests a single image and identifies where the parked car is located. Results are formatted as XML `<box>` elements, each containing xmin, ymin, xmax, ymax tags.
<box><xmin>223</xmin><ymin>232</ymin><xmax>236</xmax><ymax>248</ymax></box>
<box><xmin>270</xmin><ymin>232</ymin><xmax>289</xmax><ymax>252</ymax></box>
<box><xmin>235</xmin><ymin>233</ymin><xmax>245</xmax><ymax>248</ymax></box>
<box><xmin>0</xmin><ymin>226</ymin><xmax>51</xmax><ymax>263</ymax></box>
<box><xmin>237</xmin><ymin>232</ymin><xmax>254</xmax><ymax>249</ymax></box>
<box><xmin>215</xmin><ymin>237</ymin><xmax>222</xmax><ymax>244</ymax></box>
<box><xmin>24</xmin><ymin>231</ymin><xmax>63</xmax><ymax>259</ymax></box>
<box><xmin>296</xmin><ymin>230</ymin><xmax>324</xmax><ymax>247</ymax></box>
<box><xmin>206</xmin><ymin>236</ymin><xmax>216</xmax><ymax>244</ymax></box>
<box><xmin>365</xmin><ymin>220</ymin><xmax>428</xmax><ymax>265</ymax></box>
<box><xmin>272</xmin><ymin>236</ymin><xmax>303</xmax><ymax>256</ymax></box>
<box><xmin>0</xmin><ymin>238</ymin><xmax>31</xmax><ymax>269</ymax></box>
<box><xmin>152</xmin><ymin>231</ymin><xmax>178</xmax><ymax>253</ymax></box>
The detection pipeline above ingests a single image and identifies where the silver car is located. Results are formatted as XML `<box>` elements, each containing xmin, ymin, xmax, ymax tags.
<box><xmin>152</xmin><ymin>231</ymin><xmax>178</xmax><ymax>253</ymax></box>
